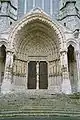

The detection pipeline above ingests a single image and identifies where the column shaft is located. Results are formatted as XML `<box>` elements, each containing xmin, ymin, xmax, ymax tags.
<box><xmin>36</xmin><ymin>62</ymin><xmax>39</xmax><ymax>90</ymax></box>
<box><xmin>33</xmin><ymin>0</ymin><xmax>35</xmax><ymax>8</ymax></box>
<box><xmin>1</xmin><ymin>51</ymin><xmax>13</xmax><ymax>94</ymax></box>
<box><xmin>24</xmin><ymin>0</ymin><xmax>26</xmax><ymax>14</ymax></box>
<box><xmin>76</xmin><ymin>51</ymin><xmax>80</xmax><ymax>92</ymax></box>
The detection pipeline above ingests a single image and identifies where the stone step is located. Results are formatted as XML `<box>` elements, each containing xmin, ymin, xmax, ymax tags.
<box><xmin>0</xmin><ymin>93</ymin><xmax>80</xmax><ymax>118</ymax></box>
<box><xmin>1</xmin><ymin>105</ymin><xmax>80</xmax><ymax>113</ymax></box>
<box><xmin>1</xmin><ymin>108</ymin><xmax>80</xmax><ymax>113</ymax></box>
<box><xmin>0</xmin><ymin>110</ymin><xmax>80</xmax><ymax>117</ymax></box>
<box><xmin>1</xmin><ymin>108</ymin><xmax>80</xmax><ymax>112</ymax></box>
<box><xmin>1</xmin><ymin>103</ymin><xmax>80</xmax><ymax>109</ymax></box>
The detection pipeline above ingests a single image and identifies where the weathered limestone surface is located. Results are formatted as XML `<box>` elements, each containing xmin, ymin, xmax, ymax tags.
<box><xmin>0</xmin><ymin>92</ymin><xmax>80</xmax><ymax>119</ymax></box>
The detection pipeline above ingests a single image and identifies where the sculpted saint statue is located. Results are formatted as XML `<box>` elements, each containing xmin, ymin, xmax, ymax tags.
<box><xmin>6</xmin><ymin>52</ymin><xmax>13</xmax><ymax>68</ymax></box>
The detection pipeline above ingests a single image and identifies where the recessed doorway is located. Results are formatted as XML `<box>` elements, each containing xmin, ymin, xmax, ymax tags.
<box><xmin>0</xmin><ymin>45</ymin><xmax>6</xmax><ymax>84</ymax></box>
<box><xmin>67</xmin><ymin>45</ymin><xmax>77</xmax><ymax>92</ymax></box>
<box><xmin>27</xmin><ymin>61</ymin><xmax>48</xmax><ymax>89</ymax></box>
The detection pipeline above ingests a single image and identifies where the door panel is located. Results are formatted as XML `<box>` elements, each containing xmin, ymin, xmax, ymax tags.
<box><xmin>27</xmin><ymin>61</ymin><xmax>36</xmax><ymax>89</ymax></box>
<box><xmin>39</xmin><ymin>61</ymin><xmax>48</xmax><ymax>89</ymax></box>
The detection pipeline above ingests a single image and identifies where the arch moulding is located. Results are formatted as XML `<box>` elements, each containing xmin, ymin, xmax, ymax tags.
<box><xmin>8</xmin><ymin>12</ymin><xmax>65</xmax><ymax>52</ymax></box>
<box><xmin>66</xmin><ymin>38</ymin><xmax>79</xmax><ymax>52</ymax></box>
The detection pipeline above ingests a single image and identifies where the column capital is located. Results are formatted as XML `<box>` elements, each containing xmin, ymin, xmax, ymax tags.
<box><xmin>6</xmin><ymin>47</ymin><xmax>14</xmax><ymax>54</ymax></box>
<box><xmin>60</xmin><ymin>49</ymin><xmax>67</xmax><ymax>55</ymax></box>
<box><xmin>75</xmin><ymin>50</ymin><xmax>80</xmax><ymax>55</ymax></box>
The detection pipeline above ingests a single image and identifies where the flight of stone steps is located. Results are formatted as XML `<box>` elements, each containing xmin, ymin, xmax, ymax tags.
<box><xmin>0</xmin><ymin>91</ymin><xmax>80</xmax><ymax>119</ymax></box>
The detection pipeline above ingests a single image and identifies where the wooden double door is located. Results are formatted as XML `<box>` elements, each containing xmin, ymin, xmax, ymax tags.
<box><xmin>27</xmin><ymin>61</ymin><xmax>48</xmax><ymax>89</ymax></box>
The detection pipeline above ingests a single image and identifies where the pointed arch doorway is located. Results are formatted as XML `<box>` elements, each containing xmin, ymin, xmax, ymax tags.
<box><xmin>67</xmin><ymin>45</ymin><xmax>78</xmax><ymax>92</ymax></box>
<box><xmin>27</xmin><ymin>61</ymin><xmax>48</xmax><ymax>89</ymax></box>
<box><xmin>0</xmin><ymin>45</ymin><xmax>6</xmax><ymax>85</ymax></box>
<box><xmin>8</xmin><ymin>9</ymin><xmax>71</xmax><ymax>94</ymax></box>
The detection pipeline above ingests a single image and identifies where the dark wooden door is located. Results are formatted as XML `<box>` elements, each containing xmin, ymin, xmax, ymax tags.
<box><xmin>27</xmin><ymin>61</ymin><xmax>36</xmax><ymax>89</ymax></box>
<box><xmin>39</xmin><ymin>61</ymin><xmax>48</xmax><ymax>89</ymax></box>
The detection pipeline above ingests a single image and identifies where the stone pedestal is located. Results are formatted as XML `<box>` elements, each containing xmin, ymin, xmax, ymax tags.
<box><xmin>1</xmin><ymin>70</ymin><xmax>13</xmax><ymax>94</ymax></box>
<box><xmin>1</xmin><ymin>51</ymin><xmax>13</xmax><ymax>94</ymax></box>
<box><xmin>60</xmin><ymin>50</ymin><xmax>71</xmax><ymax>94</ymax></box>
<box><xmin>62</xmin><ymin>70</ymin><xmax>71</xmax><ymax>94</ymax></box>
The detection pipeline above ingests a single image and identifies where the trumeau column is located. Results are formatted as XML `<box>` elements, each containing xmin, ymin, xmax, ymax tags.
<box><xmin>60</xmin><ymin>50</ymin><xmax>71</xmax><ymax>94</ymax></box>
<box><xmin>36</xmin><ymin>62</ymin><xmax>39</xmax><ymax>90</ymax></box>
<box><xmin>1</xmin><ymin>50</ymin><xmax>14</xmax><ymax>94</ymax></box>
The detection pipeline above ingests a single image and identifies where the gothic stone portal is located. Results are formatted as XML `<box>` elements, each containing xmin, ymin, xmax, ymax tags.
<box><xmin>11</xmin><ymin>19</ymin><xmax>62</xmax><ymax>93</ymax></box>
<box><xmin>1</xmin><ymin>12</ymin><xmax>72</xmax><ymax>94</ymax></box>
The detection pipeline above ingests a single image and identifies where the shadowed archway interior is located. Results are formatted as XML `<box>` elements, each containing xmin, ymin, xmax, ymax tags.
<box><xmin>67</xmin><ymin>45</ymin><xmax>78</xmax><ymax>92</ymax></box>
<box><xmin>0</xmin><ymin>45</ymin><xmax>6</xmax><ymax>85</ymax></box>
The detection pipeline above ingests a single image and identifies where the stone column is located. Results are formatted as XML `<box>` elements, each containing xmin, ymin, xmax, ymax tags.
<box><xmin>36</xmin><ymin>62</ymin><xmax>39</xmax><ymax>89</ymax></box>
<box><xmin>24</xmin><ymin>0</ymin><xmax>26</xmax><ymax>14</ymax></box>
<box><xmin>1</xmin><ymin>50</ymin><xmax>14</xmax><ymax>94</ymax></box>
<box><xmin>33</xmin><ymin>0</ymin><xmax>35</xmax><ymax>8</ymax></box>
<box><xmin>75</xmin><ymin>50</ymin><xmax>80</xmax><ymax>92</ymax></box>
<box><xmin>60</xmin><ymin>50</ymin><xmax>71</xmax><ymax>94</ymax></box>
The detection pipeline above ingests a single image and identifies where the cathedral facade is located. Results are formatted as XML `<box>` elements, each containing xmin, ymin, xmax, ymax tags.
<box><xmin>0</xmin><ymin>0</ymin><xmax>80</xmax><ymax>94</ymax></box>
